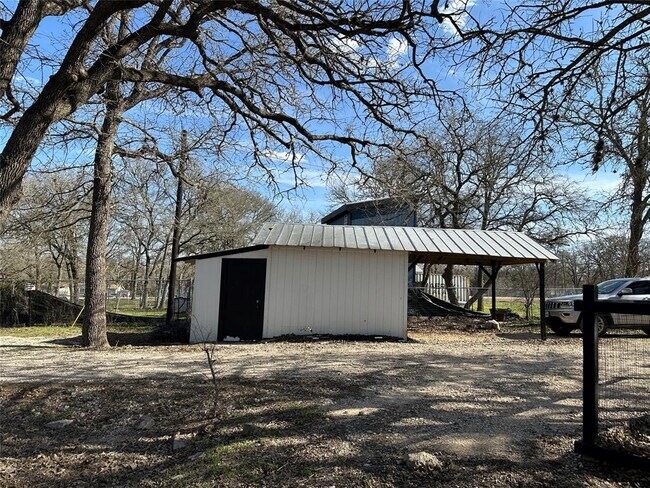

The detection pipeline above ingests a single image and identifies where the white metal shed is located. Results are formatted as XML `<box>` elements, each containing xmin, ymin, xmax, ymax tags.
<box><xmin>178</xmin><ymin>223</ymin><xmax>558</xmax><ymax>342</ymax></box>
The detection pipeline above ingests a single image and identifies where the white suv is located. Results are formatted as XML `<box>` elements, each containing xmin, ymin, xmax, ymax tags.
<box><xmin>545</xmin><ymin>278</ymin><xmax>650</xmax><ymax>336</ymax></box>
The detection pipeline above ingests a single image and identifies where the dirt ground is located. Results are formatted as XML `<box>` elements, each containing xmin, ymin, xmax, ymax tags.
<box><xmin>1</xmin><ymin>325</ymin><xmax>648</xmax><ymax>487</ymax></box>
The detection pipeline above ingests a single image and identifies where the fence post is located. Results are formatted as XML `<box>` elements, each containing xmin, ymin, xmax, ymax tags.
<box><xmin>582</xmin><ymin>284</ymin><xmax>598</xmax><ymax>445</ymax></box>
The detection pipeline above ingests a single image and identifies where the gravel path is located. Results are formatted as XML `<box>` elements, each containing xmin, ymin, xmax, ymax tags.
<box><xmin>1</xmin><ymin>332</ymin><xmax>586</xmax><ymax>460</ymax></box>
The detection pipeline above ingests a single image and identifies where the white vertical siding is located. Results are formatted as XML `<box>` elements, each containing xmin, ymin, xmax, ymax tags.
<box><xmin>189</xmin><ymin>249</ymin><xmax>269</xmax><ymax>343</ymax></box>
<box><xmin>264</xmin><ymin>247</ymin><xmax>407</xmax><ymax>338</ymax></box>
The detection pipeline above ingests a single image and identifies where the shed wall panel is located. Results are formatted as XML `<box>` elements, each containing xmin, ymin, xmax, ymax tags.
<box><xmin>264</xmin><ymin>247</ymin><xmax>407</xmax><ymax>338</ymax></box>
<box><xmin>189</xmin><ymin>249</ymin><xmax>269</xmax><ymax>343</ymax></box>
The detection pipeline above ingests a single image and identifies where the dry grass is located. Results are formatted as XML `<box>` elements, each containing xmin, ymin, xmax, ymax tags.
<box><xmin>2</xmin><ymin>326</ymin><xmax>649</xmax><ymax>486</ymax></box>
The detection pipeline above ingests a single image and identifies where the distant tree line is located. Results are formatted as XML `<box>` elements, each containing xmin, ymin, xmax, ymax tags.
<box><xmin>0</xmin><ymin>160</ymin><xmax>278</xmax><ymax>304</ymax></box>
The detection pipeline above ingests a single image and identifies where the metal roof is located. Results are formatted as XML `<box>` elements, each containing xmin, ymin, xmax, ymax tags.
<box><xmin>253</xmin><ymin>223</ymin><xmax>558</xmax><ymax>265</ymax></box>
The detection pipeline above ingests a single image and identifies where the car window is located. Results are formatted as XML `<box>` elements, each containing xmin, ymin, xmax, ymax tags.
<box><xmin>627</xmin><ymin>281</ymin><xmax>650</xmax><ymax>294</ymax></box>
<box><xmin>597</xmin><ymin>279</ymin><xmax>631</xmax><ymax>294</ymax></box>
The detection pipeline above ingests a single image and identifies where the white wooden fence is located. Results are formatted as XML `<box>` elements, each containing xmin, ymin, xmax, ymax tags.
<box><xmin>414</xmin><ymin>273</ymin><xmax>471</xmax><ymax>303</ymax></box>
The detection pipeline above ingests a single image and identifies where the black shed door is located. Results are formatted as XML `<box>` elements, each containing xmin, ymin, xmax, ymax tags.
<box><xmin>218</xmin><ymin>258</ymin><xmax>267</xmax><ymax>341</ymax></box>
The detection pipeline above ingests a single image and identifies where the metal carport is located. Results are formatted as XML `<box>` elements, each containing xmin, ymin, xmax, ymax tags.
<box><xmin>254</xmin><ymin>223</ymin><xmax>559</xmax><ymax>339</ymax></box>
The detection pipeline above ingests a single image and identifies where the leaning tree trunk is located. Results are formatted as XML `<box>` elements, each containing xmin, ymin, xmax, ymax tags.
<box><xmin>0</xmin><ymin>0</ymin><xmax>154</xmax><ymax>226</ymax></box>
<box><xmin>82</xmin><ymin>82</ymin><xmax>122</xmax><ymax>348</ymax></box>
<box><xmin>465</xmin><ymin>274</ymin><xmax>494</xmax><ymax>310</ymax></box>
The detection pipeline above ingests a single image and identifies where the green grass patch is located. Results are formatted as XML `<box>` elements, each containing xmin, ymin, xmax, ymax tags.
<box><xmin>0</xmin><ymin>325</ymin><xmax>80</xmax><ymax>338</ymax></box>
<box><xmin>106</xmin><ymin>299</ymin><xmax>165</xmax><ymax>317</ymax></box>
<box><xmin>112</xmin><ymin>309</ymin><xmax>165</xmax><ymax>318</ymax></box>
<box><xmin>0</xmin><ymin>323</ymin><xmax>157</xmax><ymax>338</ymax></box>
<box><xmin>496</xmin><ymin>300</ymin><xmax>540</xmax><ymax>321</ymax></box>
<box><xmin>166</xmin><ymin>440</ymin><xmax>270</xmax><ymax>486</ymax></box>
<box><xmin>203</xmin><ymin>440</ymin><xmax>260</xmax><ymax>479</ymax></box>
<box><xmin>465</xmin><ymin>299</ymin><xmax>541</xmax><ymax>321</ymax></box>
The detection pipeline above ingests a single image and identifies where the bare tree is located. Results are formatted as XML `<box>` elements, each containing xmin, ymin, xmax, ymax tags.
<box><xmin>0</xmin><ymin>0</ymin><xmax>451</xmax><ymax>226</ymax></box>
<box><xmin>3</xmin><ymin>171</ymin><xmax>91</xmax><ymax>295</ymax></box>
<box><xmin>560</xmin><ymin>60</ymin><xmax>650</xmax><ymax>277</ymax></box>
<box><xmin>504</xmin><ymin>265</ymin><xmax>540</xmax><ymax>321</ymax></box>
<box><xmin>353</xmin><ymin>107</ymin><xmax>595</xmax><ymax>304</ymax></box>
<box><xmin>453</xmin><ymin>2</ymin><xmax>650</xmax><ymax>135</ymax></box>
<box><xmin>83</xmin><ymin>15</ymin><xmax>176</xmax><ymax>348</ymax></box>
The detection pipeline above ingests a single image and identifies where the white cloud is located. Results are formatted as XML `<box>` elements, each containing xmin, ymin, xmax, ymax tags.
<box><xmin>440</xmin><ymin>0</ymin><xmax>477</xmax><ymax>36</ymax></box>
<box><xmin>575</xmin><ymin>172</ymin><xmax>621</xmax><ymax>193</ymax></box>
<box><xmin>258</xmin><ymin>151</ymin><xmax>330</xmax><ymax>189</ymax></box>
<box><xmin>273</xmin><ymin>168</ymin><xmax>328</xmax><ymax>189</ymax></box>
<box><xmin>329</xmin><ymin>36</ymin><xmax>361</xmax><ymax>56</ymax></box>
<box><xmin>386</xmin><ymin>37</ymin><xmax>408</xmax><ymax>66</ymax></box>
<box><xmin>261</xmin><ymin>149</ymin><xmax>306</xmax><ymax>165</ymax></box>
<box><xmin>328</xmin><ymin>34</ymin><xmax>408</xmax><ymax>71</ymax></box>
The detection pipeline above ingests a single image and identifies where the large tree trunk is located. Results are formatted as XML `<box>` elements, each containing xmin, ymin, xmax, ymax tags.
<box><xmin>166</xmin><ymin>129</ymin><xmax>187</xmax><ymax>326</ymax></box>
<box><xmin>141</xmin><ymin>253</ymin><xmax>151</xmax><ymax>309</ymax></box>
<box><xmin>626</xmin><ymin>189</ymin><xmax>644</xmax><ymax>277</ymax></box>
<box><xmin>82</xmin><ymin>81</ymin><xmax>122</xmax><ymax>349</ymax></box>
<box><xmin>442</xmin><ymin>264</ymin><xmax>458</xmax><ymax>305</ymax></box>
<box><xmin>475</xmin><ymin>267</ymin><xmax>484</xmax><ymax>312</ymax></box>
<box><xmin>625</xmin><ymin>106</ymin><xmax>649</xmax><ymax>277</ymax></box>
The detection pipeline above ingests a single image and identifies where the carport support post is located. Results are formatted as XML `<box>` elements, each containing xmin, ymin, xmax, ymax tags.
<box><xmin>491</xmin><ymin>264</ymin><xmax>498</xmax><ymax>320</ymax></box>
<box><xmin>538</xmin><ymin>262</ymin><xmax>546</xmax><ymax>341</ymax></box>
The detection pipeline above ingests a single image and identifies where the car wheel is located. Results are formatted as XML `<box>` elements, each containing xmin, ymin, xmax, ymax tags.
<box><xmin>579</xmin><ymin>313</ymin><xmax>609</xmax><ymax>337</ymax></box>
<box><xmin>549</xmin><ymin>323</ymin><xmax>574</xmax><ymax>336</ymax></box>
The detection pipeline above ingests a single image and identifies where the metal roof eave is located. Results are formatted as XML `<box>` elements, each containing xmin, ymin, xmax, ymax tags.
<box><xmin>409</xmin><ymin>251</ymin><xmax>557</xmax><ymax>266</ymax></box>
<box><xmin>175</xmin><ymin>245</ymin><xmax>270</xmax><ymax>263</ymax></box>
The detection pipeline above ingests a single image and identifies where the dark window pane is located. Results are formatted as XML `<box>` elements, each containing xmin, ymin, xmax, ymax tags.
<box><xmin>628</xmin><ymin>281</ymin><xmax>650</xmax><ymax>294</ymax></box>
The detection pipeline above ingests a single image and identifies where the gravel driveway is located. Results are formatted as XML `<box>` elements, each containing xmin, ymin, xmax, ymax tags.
<box><xmin>4</xmin><ymin>329</ymin><xmax>649</xmax><ymax>486</ymax></box>
<box><xmin>1</xmin><ymin>331</ymin><xmax>584</xmax><ymax>460</ymax></box>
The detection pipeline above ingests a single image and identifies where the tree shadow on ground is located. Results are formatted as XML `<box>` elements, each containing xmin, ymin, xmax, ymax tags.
<box><xmin>46</xmin><ymin>328</ymin><xmax>186</xmax><ymax>347</ymax></box>
<box><xmin>2</xmin><ymin>347</ymin><xmax>648</xmax><ymax>487</ymax></box>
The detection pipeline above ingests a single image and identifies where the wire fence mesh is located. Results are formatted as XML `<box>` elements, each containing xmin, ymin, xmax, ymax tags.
<box><xmin>578</xmin><ymin>290</ymin><xmax>650</xmax><ymax>464</ymax></box>
<box><xmin>598</xmin><ymin>321</ymin><xmax>650</xmax><ymax>449</ymax></box>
